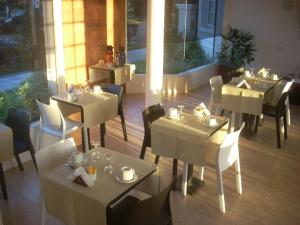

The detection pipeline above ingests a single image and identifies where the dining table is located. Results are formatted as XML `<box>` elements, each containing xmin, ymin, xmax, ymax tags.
<box><xmin>151</xmin><ymin>112</ymin><xmax>228</xmax><ymax>195</ymax></box>
<box><xmin>40</xmin><ymin>147</ymin><xmax>159</xmax><ymax>225</ymax></box>
<box><xmin>89</xmin><ymin>64</ymin><xmax>136</xmax><ymax>87</ymax></box>
<box><xmin>221</xmin><ymin>75</ymin><xmax>281</xmax><ymax>133</ymax></box>
<box><xmin>51</xmin><ymin>91</ymin><xmax>118</xmax><ymax>151</ymax></box>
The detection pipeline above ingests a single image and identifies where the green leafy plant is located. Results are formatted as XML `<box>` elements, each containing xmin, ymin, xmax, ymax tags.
<box><xmin>0</xmin><ymin>89</ymin><xmax>23</xmax><ymax>122</ymax></box>
<box><xmin>219</xmin><ymin>26</ymin><xmax>256</xmax><ymax>67</ymax></box>
<box><xmin>16</xmin><ymin>71</ymin><xmax>52</xmax><ymax>120</ymax></box>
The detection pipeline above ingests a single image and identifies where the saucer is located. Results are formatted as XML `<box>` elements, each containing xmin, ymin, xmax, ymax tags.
<box><xmin>116</xmin><ymin>174</ymin><xmax>139</xmax><ymax>184</ymax></box>
<box><xmin>67</xmin><ymin>156</ymin><xmax>88</xmax><ymax>168</ymax></box>
<box><xmin>203</xmin><ymin>120</ymin><xmax>219</xmax><ymax>128</ymax></box>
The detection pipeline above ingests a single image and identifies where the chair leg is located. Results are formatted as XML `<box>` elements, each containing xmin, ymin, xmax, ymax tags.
<box><xmin>100</xmin><ymin>123</ymin><xmax>106</xmax><ymax>148</ymax></box>
<box><xmin>286</xmin><ymin>96</ymin><xmax>291</xmax><ymax>126</ymax></box>
<box><xmin>254</xmin><ymin>115</ymin><xmax>260</xmax><ymax>133</ymax></box>
<box><xmin>275</xmin><ymin>117</ymin><xmax>281</xmax><ymax>148</ymax></box>
<box><xmin>283</xmin><ymin>114</ymin><xmax>288</xmax><ymax>139</ymax></box>
<box><xmin>172</xmin><ymin>159</ymin><xmax>178</xmax><ymax>191</ymax></box>
<box><xmin>0</xmin><ymin>163</ymin><xmax>8</xmax><ymax>200</ymax></box>
<box><xmin>154</xmin><ymin>155</ymin><xmax>160</xmax><ymax>164</ymax></box>
<box><xmin>235</xmin><ymin>157</ymin><xmax>242</xmax><ymax>195</ymax></box>
<box><xmin>139</xmin><ymin>141</ymin><xmax>147</xmax><ymax>160</ymax></box>
<box><xmin>216</xmin><ymin>167</ymin><xmax>225</xmax><ymax>213</ymax></box>
<box><xmin>29</xmin><ymin>147</ymin><xmax>38</xmax><ymax>173</ymax></box>
<box><xmin>199</xmin><ymin>166</ymin><xmax>205</xmax><ymax>181</ymax></box>
<box><xmin>119</xmin><ymin>107</ymin><xmax>128</xmax><ymax>142</ymax></box>
<box><xmin>14</xmin><ymin>153</ymin><xmax>24</xmax><ymax>171</ymax></box>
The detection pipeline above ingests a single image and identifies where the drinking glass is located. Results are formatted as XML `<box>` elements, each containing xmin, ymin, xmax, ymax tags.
<box><xmin>177</xmin><ymin>105</ymin><xmax>184</xmax><ymax>119</ymax></box>
<box><xmin>103</xmin><ymin>152</ymin><xmax>113</xmax><ymax>175</ymax></box>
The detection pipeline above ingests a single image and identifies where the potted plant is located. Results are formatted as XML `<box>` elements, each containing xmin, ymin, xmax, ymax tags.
<box><xmin>218</xmin><ymin>26</ymin><xmax>256</xmax><ymax>83</ymax></box>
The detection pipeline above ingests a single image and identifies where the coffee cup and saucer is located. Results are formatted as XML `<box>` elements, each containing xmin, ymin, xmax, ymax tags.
<box><xmin>67</xmin><ymin>152</ymin><xmax>88</xmax><ymax>168</ymax></box>
<box><xmin>203</xmin><ymin>116</ymin><xmax>219</xmax><ymax>128</ymax></box>
<box><xmin>116</xmin><ymin>166</ymin><xmax>138</xmax><ymax>184</ymax></box>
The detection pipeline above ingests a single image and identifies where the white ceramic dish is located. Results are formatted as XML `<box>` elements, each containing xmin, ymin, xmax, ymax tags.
<box><xmin>116</xmin><ymin>173</ymin><xmax>139</xmax><ymax>184</ymax></box>
<box><xmin>203</xmin><ymin>120</ymin><xmax>219</xmax><ymax>128</ymax></box>
<box><xmin>67</xmin><ymin>156</ymin><xmax>88</xmax><ymax>168</ymax></box>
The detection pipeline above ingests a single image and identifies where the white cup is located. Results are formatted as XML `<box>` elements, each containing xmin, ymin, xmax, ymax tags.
<box><xmin>209</xmin><ymin>118</ymin><xmax>217</xmax><ymax>126</ymax></box>
<box><xmin>93</xmin><ymin>85</ymin><xmax>102</xmax><ymax>93</ymax></box>
<box><xmin>245</xmin><ymin>70</ymin><xmax>251</xmax><ymax>77</ymax></box>
<box><xmin>168</xmin><ymin>108</ymin><xmax>178</xmax><ymax>118</ymax></box>
<box><xmin>272</xmin><ymin>74</ymin><xmax>278</xmax><ymax>80</ymax></box>
<box><xmin>121</xmin><ymin>166</ymin><xmax>135</xmax><ymax>181</ymax></box>
<box><xmin>72</xmin><ymin>152</ymin><xmax>83</xmax><ymax>165</ymax></box>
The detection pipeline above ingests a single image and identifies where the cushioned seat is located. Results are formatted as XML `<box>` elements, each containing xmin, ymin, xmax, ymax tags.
<box><xmin>13</xmin><ymin>139</ymin><xmax>28</xmax><ymax>154</ymax></box>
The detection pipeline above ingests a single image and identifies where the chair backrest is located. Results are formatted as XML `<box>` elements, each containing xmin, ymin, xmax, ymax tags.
<box><xmin>217</xmin><ymin>122</ymin><xmax>245</xmax><ymax>172</ymax></box>
<box><xmin>142</xmin><ymin>104</ymin><xmax>165</xmax><ymax>147</ymax></box>
<box><xmin>267</xmin><ymin>79</ymin><xmax>294</xmax><ymax>106</ymax></box>
<box><xmin>276</xmin><ymin>92</ymin><xmax>289</xmax><ymax>116</ymax></box>
<box><xmin>128</xmin><ymin>178</ymin><xmax>174</xmax><ymax>225</ymax></box>
<box><xmin>101</xmin><ymin>84</ymin><xmax>123</xmax><ymax>105</ymax></box>
<box><xmin>36</xmin><ymin>99</ymin><xmax>64</xmax><ymax>132</ymax></box>
<box><xmin>6</xmin><ymin>108</ymin><xmax>31</xmax><ymax>146</ymax></box>
<box><xmin>209</xmin><ymin>75</ymin><xmax>223</xmax><ymax>104</ymax></box>
<box><xmin>35</xmin><ymin>138</ymin><xmax>77</xmax><ymax>175</ymax></box>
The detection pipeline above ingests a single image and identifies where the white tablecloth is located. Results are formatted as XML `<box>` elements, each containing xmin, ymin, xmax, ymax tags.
<box><xmin>221</xmin><ymin>77</ymin><xmax>279</xmax><ymax>115</ymax></box>
<box><xmin>40</xmin><ymin>148</ymin><xmax>157</xmax><ymax>225</ymax></box>
<box><xmin>89</xmin><ymin>64</ymin><xmax>136</xmax><ymax>85</ymax></box>
<box><xmin>151</xmin><ymin>113</ymin><xmax>228</xmax><ymax>165</ymax></box>
<box><xmin>51</xmin><ymin>91</ymin><xmax>118</xmax><ymax>128</ymax></box>
<box><xmin>0</xmin><ymin>123</ymin><xmax>13</xmax><ymax>162</ymax></box>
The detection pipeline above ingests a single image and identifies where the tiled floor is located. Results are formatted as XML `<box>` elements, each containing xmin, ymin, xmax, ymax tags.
<box><xmin>1</xmin><ymin>84</ymin><xmax>300</xmax><ymax>225</ymax></box>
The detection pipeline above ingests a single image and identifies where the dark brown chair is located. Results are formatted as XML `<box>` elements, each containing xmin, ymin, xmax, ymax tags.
<box><xmin>5</xmin><ymin>108</ymin><xmax>38</xmax><ymax>171</ymax></box>
<box><xmin>256</xmin><ymin>92</ymin><xmax>288</xmax><ymax>148</ymax></box>
<box><xmin>140</xmin><ymin>104</ymin><xmax>178</xmax><ymax>189</ymax></box>
<box><xmin>108</xmin><ymin>178</ymin><xmax>174</xmax><ymax>225</ymax></box>
<box><xmin>99</xmin><ymin>84</ymin><xmax>127</xmax><ymax>147</ymax></box>
<box><xmin>140</xmin><ymin>104</ymin><xmax>165</xmax><ymax>164</ymax></box>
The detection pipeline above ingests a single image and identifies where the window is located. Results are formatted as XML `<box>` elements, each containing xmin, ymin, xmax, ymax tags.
<box><xmin>126</xmin><ymin>0</ymin><xmax>224</xmax><ymax>74</ymax></box>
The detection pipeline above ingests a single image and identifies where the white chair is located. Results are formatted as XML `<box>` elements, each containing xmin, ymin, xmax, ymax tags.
<box><xmin>209</xmin><ymin>75</ymin><xmax>223</xmax><ymax>115</ymax></box>
<box><xmin>35</xmin><ymin>138</ymin><xmax>78</xmax><ymax>225</ymax></box>
<box><xmin>36</xmin><ymin>99</ymin><xmax>89</xmax><ymax>150</ymax></box>
<box><xmin>204</xmin><ymin>122</ymin><xmax>245</xmax><ymax>213</ymax></box>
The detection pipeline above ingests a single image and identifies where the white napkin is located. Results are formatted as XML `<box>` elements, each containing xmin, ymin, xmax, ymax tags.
<box><xmin>93</xmin><ymin>85</ymin><xmax>103</xmax><ymax>93</ymax></box>
<box><xmin>236</xmin><ymin>79</ymin><xmax>251</xmax><ymax>89</ymax></box>
<box><xmin>69</xmin><ymin>167</ymin><xmax>95</xmax><ymax>187</ymax></box>
<box><xmin>194</xmin><ymin>102</ymin><xmax>211</xmax><ymax>117</ymax></box>
<box><xmin>258</xmin><ymin>68</ymin><xmax>270</xmax><ymax>78</ymax></box>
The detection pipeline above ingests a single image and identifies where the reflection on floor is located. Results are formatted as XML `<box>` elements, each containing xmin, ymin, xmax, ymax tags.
<box><xmin>1</xmin><ymin>84</ymin><xmax>300</xmax><ymax>225</ymax></box>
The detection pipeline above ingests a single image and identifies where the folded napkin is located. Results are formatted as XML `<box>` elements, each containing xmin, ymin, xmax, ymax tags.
<box><xmin>236</xmin><ymin>79</ymin><xmax>251</xmax><ymax>89</ymax></box>
<box><xmin>194</xmin><ymin>102</ymin><xmax>211</xmax><ymax>117</ymax></box>
<box><xmin>93</xmin><ymin>85</ymin><xmax>103</xmax><ymax>93</ymax></box>
<box><xmin>258</xmin><ymin>67</ymin><xmax>270</xmax><ymax>78</ymax></box>
<box><xmin>69</xmin><ymin>167</ymin><xmax>95</xmax><ymax>187</ymax></box>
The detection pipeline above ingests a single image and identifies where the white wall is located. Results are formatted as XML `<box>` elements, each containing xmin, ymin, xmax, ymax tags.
<box><xmin>224</xmin><ymin>0</ymin><xmax>300</xmax><ymax>76</ymax></box>
<box><xmin>126</xmin><ymin>63</ymin><xmax>218</xmax><ymax>94</ymax></box>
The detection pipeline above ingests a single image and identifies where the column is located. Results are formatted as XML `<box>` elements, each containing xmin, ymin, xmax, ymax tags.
<box><xmin>145</xmin><ymin>0</ymin><xmax>165</xmax><ymax>107</ymax></box>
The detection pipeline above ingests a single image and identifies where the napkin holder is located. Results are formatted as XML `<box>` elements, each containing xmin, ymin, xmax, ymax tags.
<box><xmin>70</xmin><ymin>167</ymin><xmax>95</xmax><ymax>187</ymax></box>
<box><xmin>74</xmin><ymin>176</ymin><xmax>88</xmax><ymax>187</ymax></box>
<box><xmin>236</xmin><ymin>80</ymin><xmax>251</xmax><ymax>89</ymax></box>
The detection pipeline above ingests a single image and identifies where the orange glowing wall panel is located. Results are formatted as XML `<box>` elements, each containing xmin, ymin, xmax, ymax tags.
<box><xmin>62</xmin><ymin>0</ymin><xmax>86</xmax><ymax>85</ymax></box>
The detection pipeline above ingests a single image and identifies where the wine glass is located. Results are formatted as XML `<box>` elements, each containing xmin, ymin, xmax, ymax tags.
<box><xmin>103</xmin><ymin>152</ymin><xmax>113</xmax><ymax>175</ymax></box>
<box><xmin>177</xmin><ymin>105</ymin><xmax>184</xmax><ymax>119</ymax></box>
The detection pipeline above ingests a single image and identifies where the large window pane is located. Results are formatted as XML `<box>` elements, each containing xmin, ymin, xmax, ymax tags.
<box><xmin>126</xmin><ymin>0</ymin><xmax>224</xmax><ymax>74</ymax></box>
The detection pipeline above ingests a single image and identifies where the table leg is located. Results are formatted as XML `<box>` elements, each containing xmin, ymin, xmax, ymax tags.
<box><xmin>229</xmin><ymin>111</ymin><xmax>236</xmax><ymax>133</ymax></box>
<box><xmin>182</xmin><ymin>163</ymin><xmax>189</xmax><ymax>196</ymax></box>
